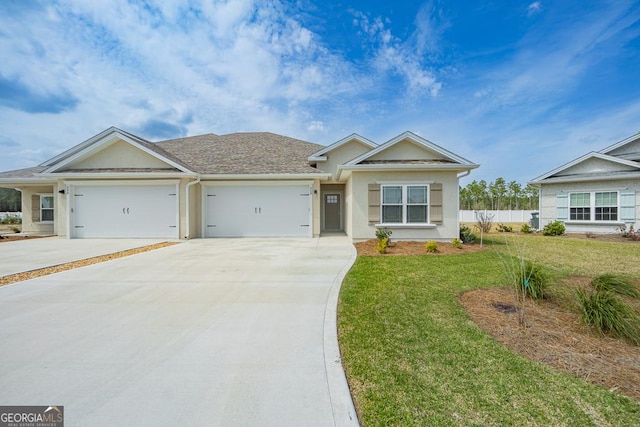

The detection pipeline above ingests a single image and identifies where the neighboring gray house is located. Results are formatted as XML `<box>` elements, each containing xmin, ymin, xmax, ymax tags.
<box><xmin>0</xmin><ymin>127</ymin><xmax>478</xmax><ymax>241</ymax></box>
<box><xmin>530</xmin><ymin>132</ymin><xmax>640</xmax><ymax>233</ymax></box>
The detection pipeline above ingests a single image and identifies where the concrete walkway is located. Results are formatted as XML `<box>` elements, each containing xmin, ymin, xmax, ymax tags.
<box><xmin>0</xmin><ymin>237</ymin><xmax>358</xmax><ymax>427</ymax></box>
<box><xmin>0</xmin><ymin>237</ymin><xmax>169</xmax><ymax>276</ymax></box>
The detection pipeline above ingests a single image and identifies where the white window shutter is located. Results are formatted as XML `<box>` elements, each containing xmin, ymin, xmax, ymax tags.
<box><xmin>620</xmin><ymin>190</ymin><xmax>636</xmax><ymax>221</ymax></box>
<box><xmin>556</xmin><ymin>193</ymin><xmax>568</xmax><ymax>221</ymax></box>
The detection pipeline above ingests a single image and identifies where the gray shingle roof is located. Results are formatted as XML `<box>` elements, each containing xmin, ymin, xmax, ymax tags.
<box><xmin>156</xmin><ymin>132</ymin><xmax>324</xmax><ymax>174</ymax></box>
<box><xmin>0</xmin><ymin>166</ymin><xmax>47</xmax><ymax>180</ymax></box>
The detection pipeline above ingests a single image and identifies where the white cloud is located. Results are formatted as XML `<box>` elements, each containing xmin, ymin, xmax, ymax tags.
<box><xmin>307</xmin><ymin>121</ymin><xmax>324</xmax><ymax>132</ymax></box>
<box><xmin>527</xmin><ymin>2</ymin><xmax>542</xmax><ymax>16</ymax></box>
<box><xmin>351</xmin><ymin>8</ymin><xmax>442</xmax><ymax>96</ymax></box>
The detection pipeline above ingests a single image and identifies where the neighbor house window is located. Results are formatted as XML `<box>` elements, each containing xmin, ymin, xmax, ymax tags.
<box><xmin>381</xmin><ymin>185</ymin><xmax>429</xmax><ymax>224</ymax></box>
<box><xmin>569</xmin><ymin>191</ymin><xmax>618</xmax><ymax>222</ymax></box>
<box><xmin>595</xmin><ymin>192</ymin><xmax>618</xmax><ymax>221</ymax></box>
<box><xmin>40</xmin><ymin>195</ymin><xmax>54</xmax><ymax>222</ymax></box>
<box><xmin>569</xmin><ymin>193</ymin><xmax>590</xmax><ymax>221</ymax></box>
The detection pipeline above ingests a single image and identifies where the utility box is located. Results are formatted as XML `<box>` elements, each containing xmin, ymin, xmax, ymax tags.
<box><xmin>530</xmin><ymin>212</ymin><xmax>539</xmax><ymax>229</ymax></box>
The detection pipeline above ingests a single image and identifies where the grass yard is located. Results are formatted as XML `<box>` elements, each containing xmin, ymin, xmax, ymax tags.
<box><xmin>338</xmin><ymin>235</ymin><xmax>640</xmax><ymax>426</ymax></box>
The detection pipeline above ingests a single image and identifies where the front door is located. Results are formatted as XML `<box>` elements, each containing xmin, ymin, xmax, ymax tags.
<box><xmin>323</xmin><ymin>193</ymin><xmax>342</xmax><ymax>231</ymax></box>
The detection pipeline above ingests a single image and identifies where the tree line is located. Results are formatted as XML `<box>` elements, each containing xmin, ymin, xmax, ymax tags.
<box><xmin>460</xmin><ymin>178</ymin><xmax>539</xmax><ymax>210</ymax></box>
<box><xmin>0</xmin><ymin>188</ymin><xmax>21</xmax><ymax>212</ymax></box>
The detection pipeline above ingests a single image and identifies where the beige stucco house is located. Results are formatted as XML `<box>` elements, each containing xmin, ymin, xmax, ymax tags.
<box><xmin>529</xmin><ymin>132</ymin><xmax>640</xmax><ymax>233</ymax></box>
<box><xmin>0</xmin><ymin>127</ymin><xmax>478</xmax><ymax>240</ymax></box>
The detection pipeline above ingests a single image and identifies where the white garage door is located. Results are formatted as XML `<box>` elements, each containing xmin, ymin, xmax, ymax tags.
<box><xmin>205</xmin><ymin>185</ymin><xmax>311</xmax><ymax>237</ymax></box>
<box><xmin>71</xmin><ymin>185</ymin><xmax>178</xmax><ymax>238</ymax></box>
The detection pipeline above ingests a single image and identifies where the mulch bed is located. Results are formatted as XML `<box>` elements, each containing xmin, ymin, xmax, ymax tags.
<box><xmin>0</xmin><ymin>235</ymin><xmax>48</xmax><ymax>243</ymax></box>
<box><xmin>354</xmin><ymin>240</ymin><xmax>488</xmax><ymax>256</ymax></box>
<box><xmin>459</xmin><ymin>287</ymin><xmax>640</xmax><ymax>401</ymax></box>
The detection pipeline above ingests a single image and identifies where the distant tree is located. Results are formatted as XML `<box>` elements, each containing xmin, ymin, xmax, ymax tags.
<box><xmin>0</xmin><ymin>188</ymin><xmax>21</xmax><ymax>212</ymax></box>
<box><xmin>490</xmin><ymin>178</ymin><xmax>507</xmax><ymax>210</ymax></box>
<box><xmin>460</xmin><ymin>179</ymin><xmax>538</xmax><ymax>211</ymax></box>
<box><xmin>507</xmin><ymin>181</ymin><xmax>521</xmax><ymax>209</ymax></box>
<box><xmin>523</xmin><ymin>184</ymin><xmax>539</xmax><ymax>210</ymax></box>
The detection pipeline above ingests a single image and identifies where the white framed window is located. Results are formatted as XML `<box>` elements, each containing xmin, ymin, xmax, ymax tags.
<box><xmin>569</xmin><ymin>191</ymin><xmax>618</xmax><ymax>222</ymax></box>
<box><xmin>40</xmin><ymin>195</ymin><xmax>54</xmax><ymax>222</ymax></box>
<box><xmin>381</xmin><ymin>184</ymin><xmax>429</xmax><ymax>224</ymax></box>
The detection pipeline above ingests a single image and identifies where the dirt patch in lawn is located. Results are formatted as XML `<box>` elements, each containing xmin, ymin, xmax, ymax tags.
<box><xmin>355</xmin><ymin>240</ymin><xmax>488</xmax><ymax>256</ymax></box>
<box><xmin>0</xmin><ymin>241</ymin><xmax>179</xmax><ymax>287</ymax></box>
<box><xmin>460</xmin><ymin>285</ymin><xmax>640</xmax><ymax>401</ymax></box>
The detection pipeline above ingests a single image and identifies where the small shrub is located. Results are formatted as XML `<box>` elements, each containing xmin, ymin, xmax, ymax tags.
<box><xmin>452</xmin><ymin>238</ymin><xmax>463</xmax><ymax>249</ymax></box>
<box><xmin>576</xmin><ymin>290</ymin><xmax>640</xmax><ymax>345</ymax></box>
<box><xmin>520</xmin><ymin>224</ymin><xmax>533</xmax><ymax>234</ymax></box>
<box><xmin>591</xmin><ymin>274</ymin><xmax>640</xmax><ymax>299</ymax></box>
<box><xmin>475</xmin><ymin>211</ymin><xmax>494</xmax><ymax>234</ymax></box>
<box><xmin>459</xmin><ymin>225</ymin><xmax>476</xmax><ymax>244</ymax></box>
<box><xmin>11</xmin><ymin>226</ymin><xmax>20</xmax><ymax>233</ymax></box>
<box><xmin>542</xmin><ymin>221</ymin><xmax>565</xmax><ymax>236</ymax></box>
<box><xmin>517</xmin><ymin>261</ymin><xmax>548</xmax><ymax>300</ymax></box>
<box><xmin>496</xmin><ymin>223</ymin><xmax>513</xmax><ymax>233</ymax></box>
<box><xmin>0</xmin><ymin>214</ymin><xmax>22</xmax><ymax>224</ymax></box>
<box><xmin>425</xmin><ymin>241</ymin><xmax>439</xmax><ymax>253</ymax></box>
<box><xmin>377</xmin><ymin>237</ymin><xmax>389</xmax><ymax>254</ymax></box>
<box><xmin>375</xmin><ymin>227</ymin><xmax>392</xmax><ymax>242</ymax></box>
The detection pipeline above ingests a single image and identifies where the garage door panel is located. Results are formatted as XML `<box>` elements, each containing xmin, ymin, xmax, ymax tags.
<box><xmin>206</xmin><ymin>185</ymin><xmax>311</xmax><ymax>237</ymax></box>
<box><xmin>72</xmin><ymin>185</ymin><xmax>177</xmax><ymax>238</ymax></box>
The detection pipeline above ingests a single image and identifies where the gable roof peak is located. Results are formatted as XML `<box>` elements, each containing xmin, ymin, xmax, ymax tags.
<box><xmin>529</xmin><ymin>151</ymin><xmax>640</xmax><ymax>183</ymax></box>
<box><xmin>344</xmin><ymin>130</ymin><xmax>477</xmax><ymax>166</ymax></box>
<box><xmin>308</xmin><ymin>133</ymin><xmax>377</xmax><ymax>160</ymax></box>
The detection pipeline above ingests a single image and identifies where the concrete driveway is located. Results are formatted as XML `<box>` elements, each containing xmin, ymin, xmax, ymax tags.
<box><xmin>0</xmin><ymin>237</ymin><xmax>358</xmax><ymax>427</ymax></box>
<box><xmin>0</xmin><ymin>237</ymin><xmax>168</xmax><ymax>276</ymax></box>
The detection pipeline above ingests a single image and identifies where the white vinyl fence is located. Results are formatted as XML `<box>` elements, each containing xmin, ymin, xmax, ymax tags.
<box><xmin>0</xmin><ymin>212</ymin><xmax>22</xmax><ymax>220</ymax></box>
<box><xmin>459</xmin><ymin>210</ymin><xmax>536</xmax><ymax>223</ymax></box>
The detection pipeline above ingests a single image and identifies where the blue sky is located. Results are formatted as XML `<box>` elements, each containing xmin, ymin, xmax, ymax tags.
<box><xmin>1</xmin><ymin>0</ymin><xmax>639</xmax><ymax>184</ymax></box>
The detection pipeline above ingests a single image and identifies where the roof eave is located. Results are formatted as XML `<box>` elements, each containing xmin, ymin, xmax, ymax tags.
<box><xmin>199</xmin><ymin>173</ymin><xmax>331</xmax><ymax>180</ymax></box>
<box><xmin>308</xmin><ymin>156</ymin><xmax>328</xmax><ymax>162</ymax></box>
<box><xmin>529</xmin><ymin>171</ymin><xmax>640</xmax><ymax>185</ymax></box>
<box><xmin>35</xmin><ymin>172</ymin><xmax>195</xmax><ymax>179</ymax></box>
<box><xmin>0</xmin><ymin>178</ymin><xmax>52</xmax><ymax>185</ymax></box>
<box><xmin>339</xmin><ymin>163</ymin><xmax>479</xmax><ymax>171</ymax></box>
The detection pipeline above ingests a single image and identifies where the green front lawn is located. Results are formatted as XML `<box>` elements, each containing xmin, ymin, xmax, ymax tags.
<box><xmin>338</xmin><ymin>236</ymin><xmax>640</xmax><ymax>426</ymax></box>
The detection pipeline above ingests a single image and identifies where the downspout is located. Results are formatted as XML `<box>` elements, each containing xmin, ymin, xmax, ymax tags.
<box><xmin>457</xmin><ymin>170</ymin><xmax>471</xmax><ymax>179</ymax></box>
<box><xmin>184</xmin><ymin>175</ymin><xmax>201</xmax><ymax>239</ymax></box>
<box><xmin>456</xmin><ymin>170</ymin><xmax>471</xmax><ymax>229</ymax></box>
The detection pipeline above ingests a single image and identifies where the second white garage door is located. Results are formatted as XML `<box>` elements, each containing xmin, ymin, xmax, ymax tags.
<box><xmin>205</xmin><ymin>184</ymin><xmax>312</xmax><ymax>237</ymax></box>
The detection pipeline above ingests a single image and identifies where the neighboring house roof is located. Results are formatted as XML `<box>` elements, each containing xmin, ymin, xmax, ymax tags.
<box><xmin>600</xmin><ymin>132</ymin><xmax>640</xmax><ymax>160</ymax></box>
<box><xmin>530</xmin><ymin>133</ymin><xmax>640</xmax><ymax>185</ymax></box>
<box><xmin>156</xmin><ymin>132</ymin><xmax>325</xmax><ymax>175</ymax></box>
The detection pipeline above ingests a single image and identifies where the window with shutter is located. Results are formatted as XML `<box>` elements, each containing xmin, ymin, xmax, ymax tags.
<box><xmin>31</xmin><ymin>195</ymin><xmax>40</xmax><ymax>222</ymax></box>
<box><xmin>368</xmin><ymin>184</ymin><xmax>380</xmax><ymax>224</ymax></box>
<box><xmin>430</xmin><ymin>183</ymin><xmax>443</xmax><ymax>224</ymax></box>
<box><xmin>556</xmin><ymin>193</ymin><xmax>568</xmax><ymax>221</ymax></box>
<box><xmin>620</xmin><ymin>190</ymin><xmax>636</xmax><ymax>221</ymax></box>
